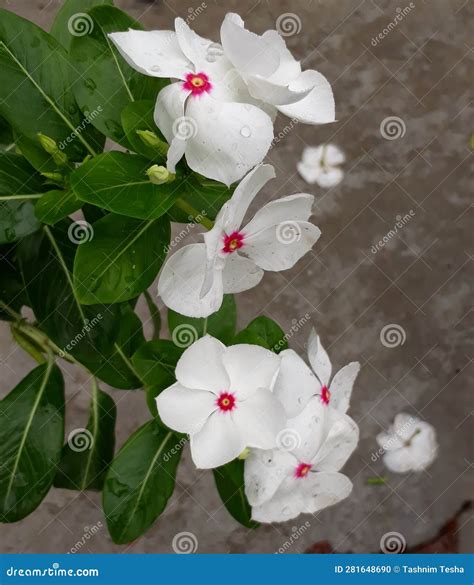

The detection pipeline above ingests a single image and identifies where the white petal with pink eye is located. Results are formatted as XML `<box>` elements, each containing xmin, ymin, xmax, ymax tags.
<box><xmin>233</xmin><ymin>389</ymin><xmax>286</xmax><ymax>449</ymax></box>
<box><xmin>175</xmin><ymin>335</ymin><xmax>229</xmax><ymax>394</ymax></box>
<box><xmin>244</xmin><ymin>448</ymin><xmax>296</xmax><ymax>506</ymax></box>
<box><xmin>190</xmin><ymin>410</ymin><xmax>245</xmax><ymax>469</ymax></box>
<box><xmin>311</xmin><ymin>413</ymin><xmax>359</xmax><ymax>472</ymax></box>
<box><xmin>300</xmin><ymin>471</ymin><xmax>353</xmax><ymax>515</ymax></box>
<box><xmin>273</xmin><ymin>349</ymin><xmax>319</xmax><ymax>418</ymax></box>
<box><xmin>220</xmin><ymin>13</ymin><xmax>280</xmax><ymax>78</ymax></box>
<box><xmin>108</xmin><ymin>30</ymin><xmax>191</xmax><ymax>79</ymax></box>
<box><xmin>153</xmin><ymin>83</ymin><xmax>189</xmax><ymax>144</ymax></box>
<box><xmin>251</xmin><ymin>475</ymin><xmax>306</xmax><ymax>523</ymax></box>
<box><xmin>184</xmin><ymin>95</ymin><xmax>274</xmax><ymax>186</ymax></box>
<box><xmin>155</xmin><ymin>383</ymin><xmax>217</xmax><ymax>434</ymax></box>
<box><xmin>222</xmin><ymin>344</ymin><xmax>280</xmax><ymax>399</ymax></box>
<box><xmin>277</xmin><ymin>69</ymin><xmax>335</xmax><ymax>125</ymax></box>
<box><xmin>157</xmin><ymin>244</ymin><xmax>224</xmax><ymax>318</ymax></box>
<box><xmin>307</xmin><ymin>327</ymin><xmax>332</xmax><ymax>388</ymax></box>
<box><xmin>243</xmin><ymin>193</ymin><xmax>314</xmax><ymax>237</ymax></box>
<box><xmin>244</xmin><ymin>221</ymin><xmax>321</xmax><ymax>271</ymax></box>
<box><xmin>329</xmin><ymin>362</ymin><xmax>360</xmax><ymax>414</ymax></box>
<box><xmin>222</xmin><ymin>253</ymin><xmax>264</xmax><ymax>293</ymax></box>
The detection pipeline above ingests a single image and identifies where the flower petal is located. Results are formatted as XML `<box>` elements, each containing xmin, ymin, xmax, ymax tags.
<box><xmin>313</xmin><ymin>167</ymin><xmax>344</xmax><ymax>188</ymax></box>
<box><xmin>154</xmin><ymin>82</ymin><xmax>189</xmax><ymax>144</ymax></box>
<box><xmin>307</xmin><ymin>327</ymin><xmax>332</xmax><ymax>387</ymax></box>
<box><xmin>184</xmin><ymin>95</ymin><xmax>274</xmax><ymax>185</ymax></box>
<box><xmin>244</xmin><ymin>221</ymin><xmax>321</xmax><ymax>271</ymax></box>
<box><xmin>273</xmin><ymin>349</ymin><xmax>319</xmax><ymax>418</ymax></box>
<box><xmin>251</xmin><ymin>476</ymin><xmax>305</xmax><ymax>523</ymax></box>
<box><xmin>190</xmin><ymin>410</ymin><xmax>245</xmax><ymax>469</ymax></box>
<box><xmin>383</xmin><ymin>424</ymin><xmax>437</xmax><ymax>473</ymax></box>
<box><xmin>222</xmin><ymin>253</ymin><xmax>264</xmax><ymax>293</ymax></box>
<box><xmin>234</xmin><ymin>389</ymin><xmax>286</xmax><ymax>450</ymax></box>
<box><xmin>108</xmin><ymin>29</ymin><xmax>191</xmax><ymax>79</ymax></box>
<box><xmin>222</xmin><ymin>344</ymin><xmax>280</xmax><ymax>399</ymax></box>
<box><xmin>243</xmin><ymin>193</ymin><xmax>314</xmax><ymax>237</ymax></box>
<box><xmin>175</xmin><ymin>334</ymin><xmax>229</xmax><ymax>394</ymax></box>
<box><xmin>325</xmin><ymin>144</ymin><xmax>346</xmax><ymax>166</ymax></box>
<box><xmin>262</xmin><ymin>30</ymin><xmax>301</xmax><ymax>84</ymax></box>
<box><xmin>277</xmin><ymin>69</ymin><xmax>335</xmax><ymax>124</ymax></box>
<box><xmin>300</xmin><ymin>471</ymin><xmax>353</xmax><ymax>514</ymax></box>
<box><xmin>157</xmin><ymin>244</ymin><xmax>224</xmax><ymax>318</ymax></box>
<box><xmin>245</xmin><ymin>75</ymin><xmax>312</xmax><ymax>106</ymax></box>
<box><xmin>329</xmin><ymin>362</ymin><xmax>360</xmax><ymax>414</ymax></box>
<box><xmin>244</xmin><ymin>448</ymin><xmax>296</xmax><ymax>506</ymax></box>
<box><xmin>312</xmin><ymin>413</ymin><xmax>359</xmax><ymax>472</ymax></box>
<box><xmin>156</xmin><ymin>382</ymin><xmax>216</xmax><ymax>434</ymax></box>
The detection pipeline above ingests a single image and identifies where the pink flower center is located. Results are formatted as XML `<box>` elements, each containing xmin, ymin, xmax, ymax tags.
<box><xmin>295</xmin><ymin>462</ymin><xmax>312</xmax><ymax>479</ymax></box>
<box><xmin>183</xmin><ymin>72</ymin><xmax>212</xmax><ymax>96</ymax></box>
<box><xmin>320</xmin><ymin>385</ymin><xmax>331</xmax><ymax>406</ymax></box>
<box><xmin>222</xmin><ymin>231</ymin><xmax>244</xmax><ymax>254</ymax></box>
<box><xmin>216</xmin><ymin>392</ymin><xmax>236</xmax><ymax>412</ymax></box>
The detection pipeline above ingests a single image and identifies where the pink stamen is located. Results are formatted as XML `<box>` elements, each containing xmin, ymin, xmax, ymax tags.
<box><xmin>183</xmin><ymin>72</ymin><xmax>212</xmax><ymax>96</ymax></box>
<box><xmin>222</xmin><ymin>231</ymin><xmax>244</xmax><ymax>254</ymax></box>
<box><xmin>320</xmin><ymin>385</ymin><xmax>331</xmax><ymax>406</ymax></box>
<box><xmin>216</xmin><ymin>392</ymin><xmax>236</xmax><ymax>412</ymax></box>
<box><xmin>295</xmin><ymin>462</ymin><xmax>312</xmax><ymax>479</ymax></box>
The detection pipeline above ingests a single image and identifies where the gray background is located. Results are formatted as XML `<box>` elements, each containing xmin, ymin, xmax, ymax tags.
<box><xmin>0</xmin><ymin>0</ymin><xmax>472</xmax><ymax>553</ymax></box>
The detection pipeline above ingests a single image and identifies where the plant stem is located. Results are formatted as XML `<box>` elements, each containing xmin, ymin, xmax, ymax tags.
<box><xmin>174</xmin><ymin>198</ymin><xmax>215</xmax><ymax>231</ymax></box>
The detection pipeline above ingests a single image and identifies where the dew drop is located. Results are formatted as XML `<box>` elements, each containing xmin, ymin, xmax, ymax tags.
<box><xmin>84</xmin><ymin>78</ymin><xmax>97</xmax><ymax>91</ymax></box>
<box><xmin>150</xmin><ymin>65</ymin><xmax>161</xmax><ymax>72</ymax></box>
<box><xmin>240</xmin><ymin>126</ymin><xmax>251</xmax><ymax>138</ymax></box>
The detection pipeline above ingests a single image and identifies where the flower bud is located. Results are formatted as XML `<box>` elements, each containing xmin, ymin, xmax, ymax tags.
<box><xmin>37</xmin><ymin>133</ymin><xmax>68</xmax><ymax>166</ymax></box>
<box><xmin>136</xmin><ymin>130</ymin><xmax>166</xmax><ymax>150</ymax></box>
<box><xmin>146</xmin><ymin>164</ymin><xmax>175</xmax><ymax>185</ymax></box>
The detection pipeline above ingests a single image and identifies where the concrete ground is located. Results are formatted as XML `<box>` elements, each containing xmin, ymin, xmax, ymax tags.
<box><xmin>0</xmin><ymin>0</ymin><xmax>472</xmax><ymax>553</ymax></box>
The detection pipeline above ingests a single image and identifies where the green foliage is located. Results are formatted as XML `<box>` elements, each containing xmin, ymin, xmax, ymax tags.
<box><xmin>232</xmin><ymin>316</ymin><xmax>288</xmax><ymax>353</ymax></box>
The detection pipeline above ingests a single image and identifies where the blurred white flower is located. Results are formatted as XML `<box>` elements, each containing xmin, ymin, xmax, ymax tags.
<box><xmin>297</xmin><ymin>144</ymin><xmax>345</xmax><ymax>187</ymax></box>
<box><xmin>274</xmin><ymin>327</ymin><xmax>360</xmax><ymax>418</ymax></box>
<box><xmin>156</xmin><ymin>335</ymin><xmax>285</xmax><ymax>469</ymax></box>
<box><xmin>158</xmin><ymin>164</ymin><xmax>321</xmax><ymax>318</ymax></box>
<box><xmin>245</xmin><ymin>396</ymin><xmax>359</xmax><ymax>522</ymax></box>
<box><xmin>376</xmin><ymin>413</ymin><xmax>438</xmax><ymax>473</ymax></box>
<box><xmin>109</xmin><ymin>13</ymin><xmax>335</xmax><ymax>185</ymax></box>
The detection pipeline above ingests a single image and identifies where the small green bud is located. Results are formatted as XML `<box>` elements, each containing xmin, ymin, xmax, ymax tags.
<box><xmin>146</xmin><ymin>164</ymin><xmax>175</xmax><ymax>185</ymax></box>
<box><xmin>41</xmin><ymin>171</ymin><xmax>64</xmax><ymax>184</ymax></box>
<box><xmin>52</xmin><ymin>150</ymin><xmax>68</xmax><ymax>166</ymax></box>
<box><xmin>137</xmin><ymin>130</ymin><xmax>162</xmax><ymax>148</ymax></box>
<box><xmin>37</xmin><ymin>133</ymin><xmax>58</xmax><ymax>155</ymax></box>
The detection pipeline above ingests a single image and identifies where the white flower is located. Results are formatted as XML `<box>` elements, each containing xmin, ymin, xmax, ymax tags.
<box><xmin>245</xmin><ymin>396</ymin><xmax>359</xmax><ymax>522</ymax></box>
<box><xmin>273</xmin><ymin>327</ymin><xmax>360</xmax><ymax>418</ymax></box>
<box><xmin>158</xmin><ymin>164</ymin><xmax>321</xmax><ymax>318</ymax></box>
<box><xmin>109</xmin><ymin>14</ymin><xmax>335</xmax><ymax>185</ymax></box>
<box><xmin>297</xmin><ymin>144</ymin><xmax>345</xmax><ymax>188</ymax></box>
<box><xmin>156</xmin><ymin>335</ymin><xmax>286</xmax><ymax>469</ymax></box>
<box><xmin>376</xmin><ymin>413</ymin><xmax>438</xmax><ymax>473</ymax></box>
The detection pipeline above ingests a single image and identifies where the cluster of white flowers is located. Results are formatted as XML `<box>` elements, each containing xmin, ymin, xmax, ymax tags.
<box><xmin>156</xmin><ymin>329</ymin><xmax>360</xmax><ymax>522</ymax></box>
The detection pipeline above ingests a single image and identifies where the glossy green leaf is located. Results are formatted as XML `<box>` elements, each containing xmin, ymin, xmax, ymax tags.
<box><xmin>232</xmin><ymin>316</ymin><xmax>288</xmax><ymax>353</ymax></box>
<box><xmin>70</xmin><ymin>152</ymin><xmax>183</xmax><ymax>220</ymax></box>
<box><xmin>0</xmin><ymin>245</ymin><xmax>27</xmax><ymax>320</ymax></box>
<box><xmin>74</xmin><ymin>213</ymin><xmax>170</xmax><ymax>304</ymax></box>
<box><xmin>213</xmin><ymin>458</ymin><xmax>258</xmax><ymax>529</ymax></box>
<box><xmin>50</xmin><ymin>0</ymin><xmax>113</xmax><ymax>49</ymax></box>
<box><xmin>168</xmin><ymin>295</ymin><xmax>236</xmax><ymax>346</ymax></box>
<box><xmin>103</xmin><ymin>420</ymin><xmax>182</xmax><ymax>544</ymax></box>
<box><xmin>132</xmin><ymin>340</ymin><xmax>182</xmax><ymax>388</ymax></box>
<box><xmin>121</xmin><ymin>100</ymin><xmax>167</xmax><ymax>162</ymax></box>
<box><xmin>0</xmin><ymin>362</ymin><xmax>64</xmax><ymax>522</ymax></box>
<box><xmin>55</xmin><ymin>380</ymin><xmax>116</xmax><ymax>491</ymax></box>
<box><xmin>35</xmin><ymin>190</ymin><xmax>81</xmax><ymax>225</ymax></box>
<box><xmin>70</xmin><ymin>5</ymin><xmax>167</xmax><ymax>147</ymax></box>
<box><xmin>0</xmin><ymin>154</ymin><xmax>47</xmax><ymax>243</ymax></box>
<box><xmin>0</xmin><ymin>9</ymin><xmax>103</xmax><ymax>161</ymax></box>
<box><xmin>0</xmin><ymin>115</ymin><xmax>13</xmax><ymax>150</ymax></box>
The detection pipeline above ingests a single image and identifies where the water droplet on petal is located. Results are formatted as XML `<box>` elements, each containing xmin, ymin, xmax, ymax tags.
<box><xmin>151</xmin><ymin>65</ymin><xmax>161</xmax><ymax>72</ymax></box>
<box><xmin>240</xmin><ymin>126</ymin><xmax>251</xmax><ymax>138</ymax></box>
<box><xmin>282</xmin><ymin>506</ymin><xmax>292</xmax><ymax>516</ymax></box>
<box><xmin>206</xmin><ymin>42</ymin><xmax>224</xmax><ymax>63</ymax></box>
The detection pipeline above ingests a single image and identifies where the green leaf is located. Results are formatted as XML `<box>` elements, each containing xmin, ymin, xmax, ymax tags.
<box><xmin>170</xmin><ymin>175</ymin><xmax>234</xmax><ymax>222</ymax></box>
<box><xmin>50</xmin><ymin>0</ymin><xmax>113</xmax><ymax>50</ymax></box>
<box><xmin>143</xmin><ymin>290</ymin><xmax>161</xmax><ymax>340</ymax></box>
<box><xmin>103</xmin><ymin>420</ymin><xmax>182</xmax><ymax>544</ymax></box>
<box><xmin>35</xmin><ymin>190</ymin><xmax>81</xmax><ymax>225</ymax></box>
<box><xmin>82</xmin><ymin>303</ymin><xmax>145</xmax><ymax>390</ymax></box>
<box><xmin>213</xmin><ymin>459</ymin><xmax>258</xmax><ymax>529</ymax></box>
<box><xmin>55</xmin><ymin>380</ymin><xmax>116</xmax><ymax>491</ymax></box>
<box><xmin>70</xmin><ymin>5</ymin><xmax>167</xmax><ymax>147</ymax></box>
<box><xmin>0</xmin><ymin>9</ymin><xmax>103</xmax><ymax>161</ymax></box>
<box><xmin>0</xmin><ymin>245</ymin><xmax>28</xmax><ymax>320</ymax></box>
<box><xmin>0</xmin><ymin>362</ymin><xmax>64</xmax><ymax>522</ymax></box>
<box><xmin>232</xmin><ymin>316</ymin><xmax>288</xmax><ymax>353</ymax></box>
<box><xmin>0</xmin><ymin>154</ymin><xmax>47</xmax><ymax>243</ymax></box>
<box><xmin>0</xmin><ymin>115</ymin><xmax>13</xmax><ymax>150</ymax></box>
<box><xmin>132</xmin><ymin>340</ymin><xmax>182</xmax><ymax>388</ymax></box>
<box><xmin>73</xmin><ymin>213</ymin><xmax>170</xmax><ymax>304</ymax></box>
<box><xmin>70</xmin><ymin>152</ymin><xmax>183</xmax><ymax>219</ymax></box>
<box><xmin>121</xmin><ymin>100</ymin><xmax>167</xmax><ymax>162</ymax></box>
<box><xmin>168</xmin><ymin>295</ymin><xmax>237</xmax><ymax>346</ymax></box>
<box><xmin>17</xmin><ymin>223</ymin><xmax>121</xmax><ymax>363</ymax></box>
